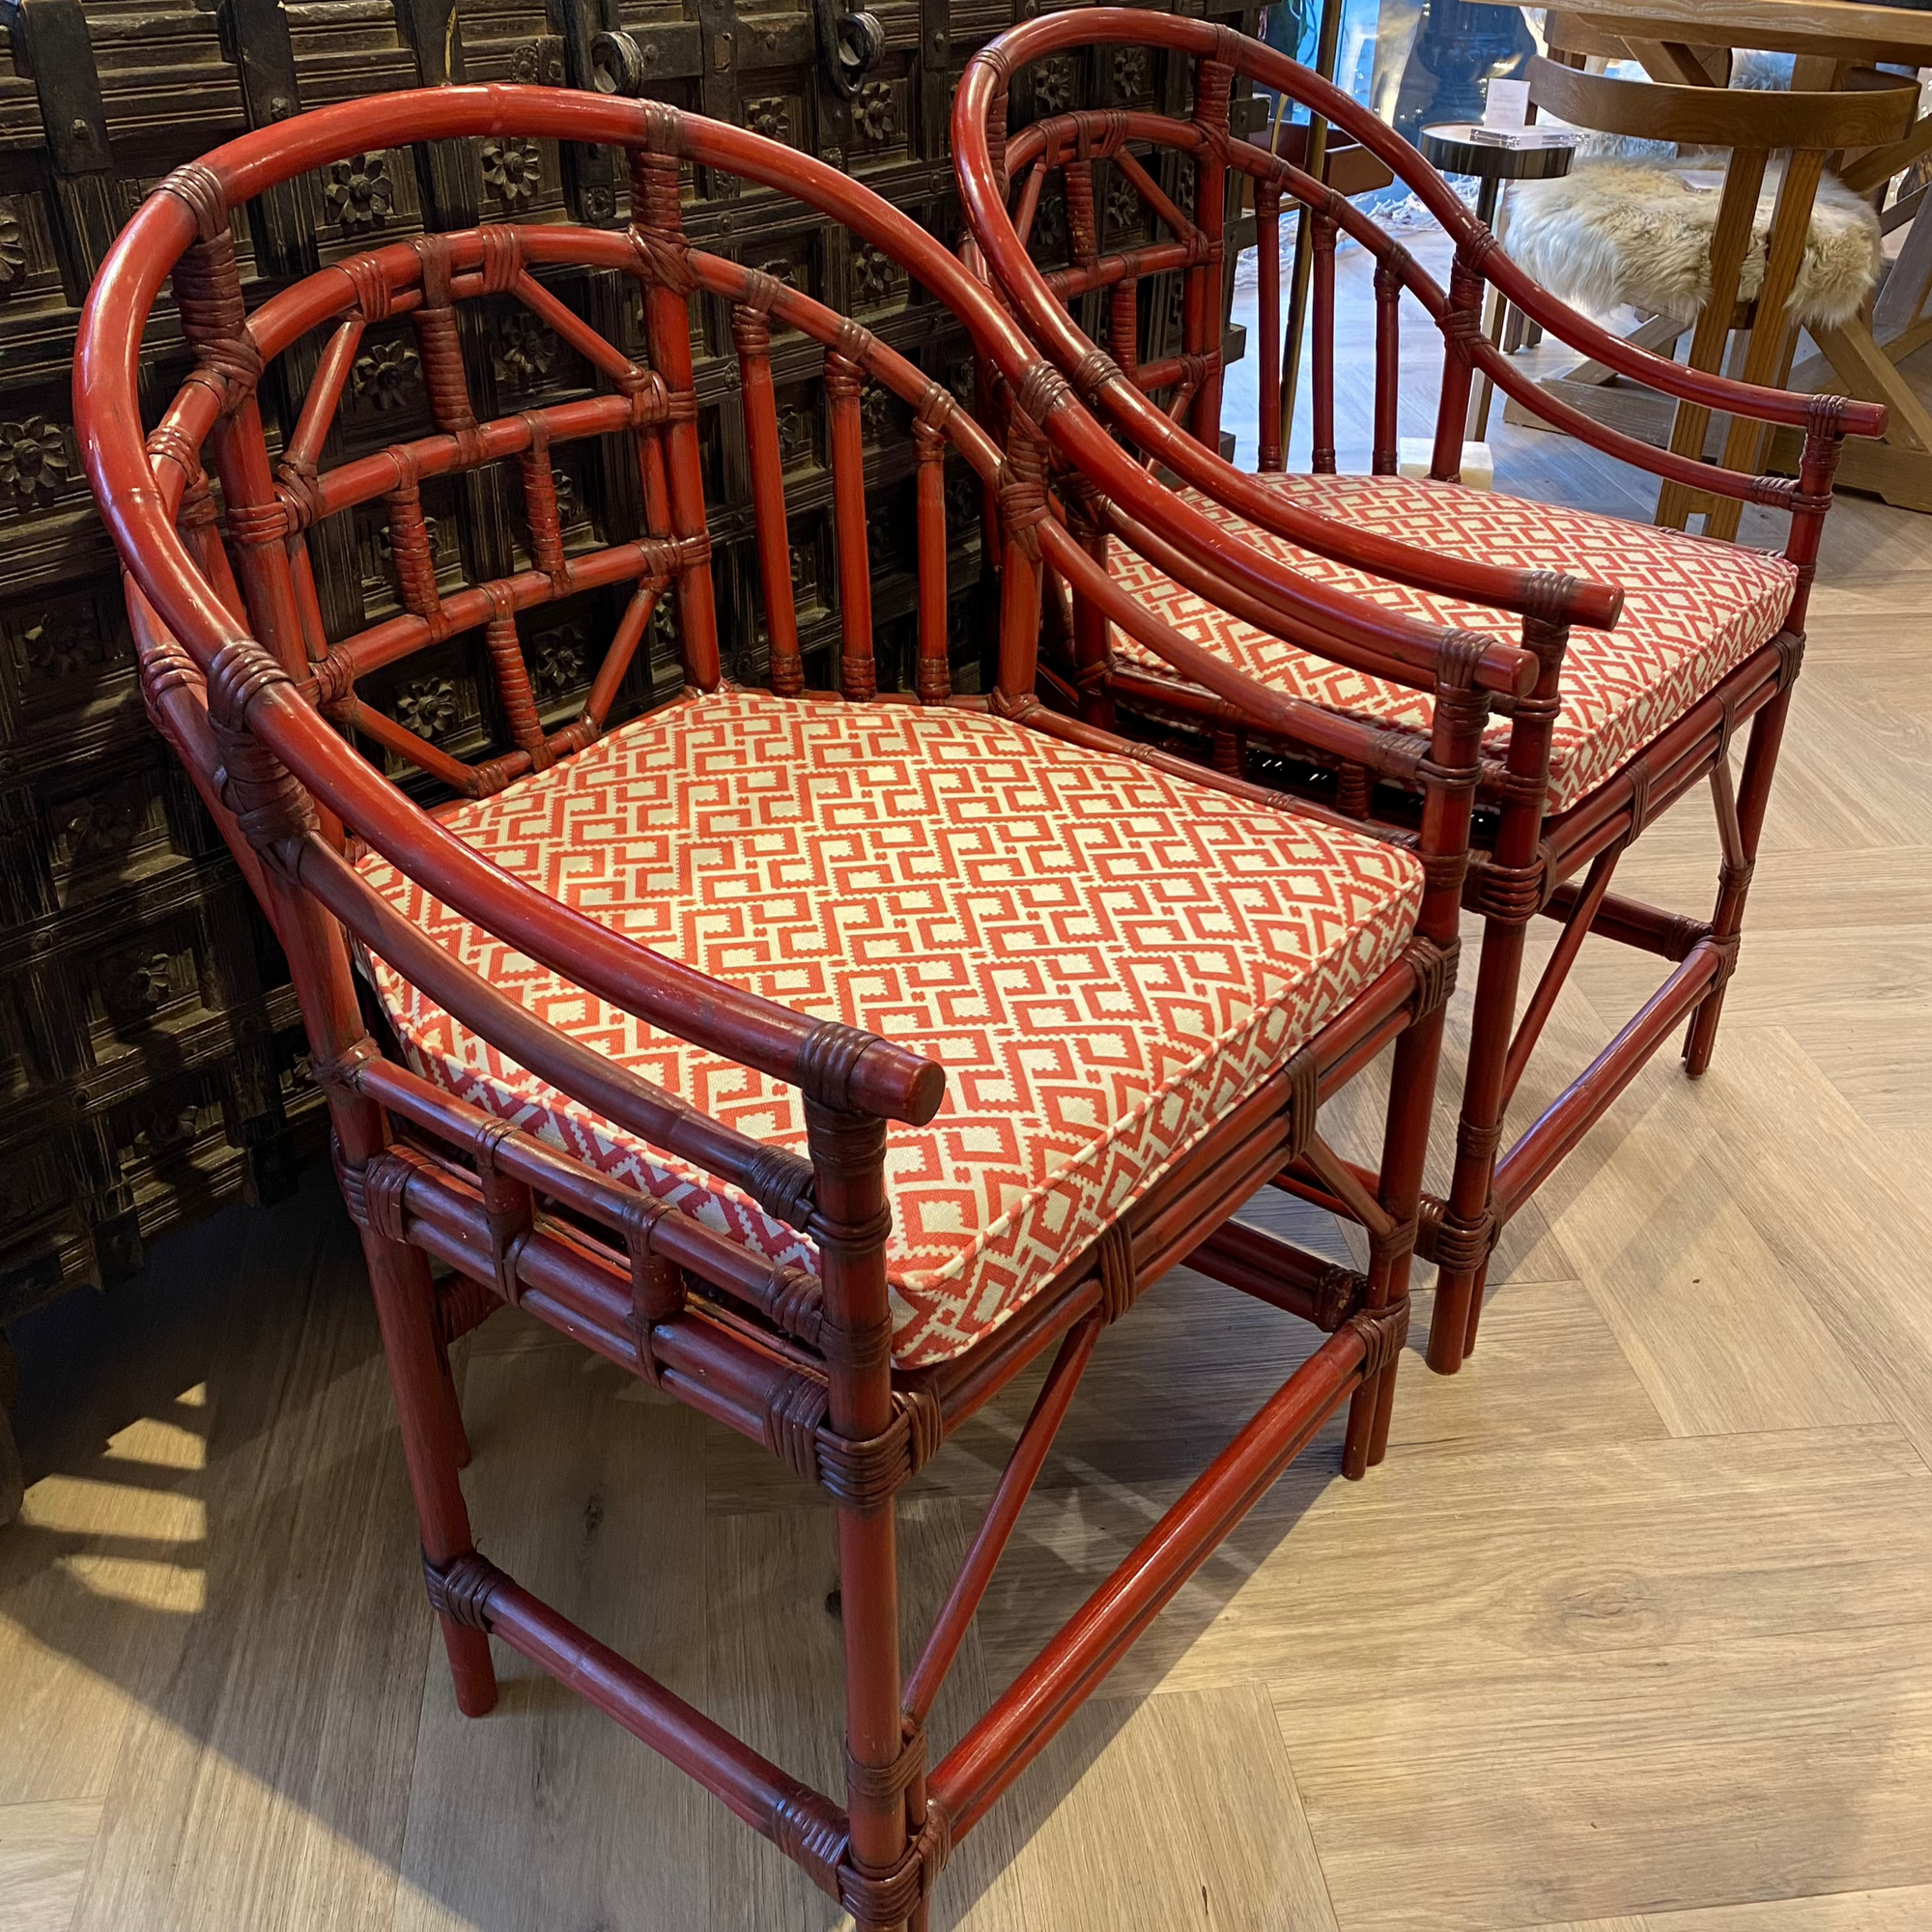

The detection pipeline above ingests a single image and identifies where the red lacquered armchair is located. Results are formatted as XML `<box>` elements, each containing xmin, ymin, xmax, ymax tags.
<box><xmin>952</xmin><ymin>10</ymin><xmax>1886</xmax><ymax>1375</ymax></box>
<box><xmin>74</xmin><ymin>86</ymin><xmax>1532</xmax><ymax>1926</ymax></box>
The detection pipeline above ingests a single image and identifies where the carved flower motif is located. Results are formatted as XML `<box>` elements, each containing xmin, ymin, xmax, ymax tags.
<box><xmin>944</xmin><ymin>469</ymin><xmax>978</xmax><ymax>532</ymax></box>
<box><xmin>21</xmin><ymin>610</ymin><xmax>101</xmax><ymax>679</ymax></box>
<box><xmin>0</xmin><ymin>416</ymin><xmax>69</xmax><ymax>504</ymax></box>
<box><xmin>531</xmin><ymin>628</ymin><xmax>587</xmax><ymax>705</ymax></box>
<box><xmin>0</xmin><ymin>201</ymin><xmax>26</xmax><ymax>293</ymax></box>
<box><xmin>1031</xmin><ymin>196</ymin><xmax>1067</xmax><ymax>263</ymax></box>
<box><xmin>324</xmin><ymin>153</ymin><xmax>394</xmax><ymax>234</ymax></box>
<box><xmin>853</xmin><ymin>81</ymin><xmax>895</xmax><ymax>144</ymax></box>
<box><xmin>1113</xmin><ymin>47</ymin><xmax>1151</xmax><ymax>98</ymax></box>
<box><xmin>395</xmin><ymin>676</ymin><xmax>458</xmax><ymax>742</ymax></box>
<box><xmin>128</xmin><ymin>1099</ymin><xmax>204</xmax><ymax>1157</ymax></box>
<box><xmin>106</xmin><ymin>952</ymin><xmax>173</xmax><ymax>1015</ymax></box>
<box><xmin>550</xmin><ymin>467</ymin><xmax>580</xmax><ymax>528</ymax></box>
<box><xmin>481</xmin><ymin>136</ymin><xmax>544</xmax><ymax>208</ymax></box>
<box><xmin>649</xmin><ymin>596</ymin><xmax>679</xmax><ymax>655</ymax></box>
<box><xmin>1036</xmin><ymin>59</ymin><xmax>1075</xmax><ymax>117</ymax></box>
<box><xmin>354</xmin><ymin>340</ymin><xmax>420</xmax><ymax>412</ymax></box>
<box><xmin>60</xmin><ymin>793</ymin><xmax>141</xmax><ymax>863</ymax></box>
<box><xmin>496</xmin><ymin>311</ymin><xmax>558</xmax><ymax>390</ymax></box>
<box><xmin>851</xmin><ymin>244</ymin><xmax>899</xmax><ymax>307</ymax></box>
<box><xmin>509</xmin><ymin>40</ymin><xmax>562</xmax><ymax>85</ymax></box>
<box><xmin>859</xmin><ymin>383</ymin><xmax>893</xmax><ymax>443</ymax></box>
<box><xmin>745</xmin><ymin>98</ymin><xmax>789</xmax><ymax>143</ymax></box>
<box><xmin>1106</xmin><ymin>177</ymin><xmax>1143</xmax><ymax>242</ymax></box>
<box><xmin>777</xmin><ymin>406</ymin><xmax>813</xmax><ymax>469</ymax></box>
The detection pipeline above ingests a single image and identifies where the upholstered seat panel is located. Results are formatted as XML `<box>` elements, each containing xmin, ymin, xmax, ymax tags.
<box><xmin>356</xmin><ymin>689</ymin><xmax>1423</xmax><ymax>1367</ymax></box>
<box><xmin>1107</xmin><ymin>472</ymin><xmax>1798</xmax><ymax>811</ymax></box>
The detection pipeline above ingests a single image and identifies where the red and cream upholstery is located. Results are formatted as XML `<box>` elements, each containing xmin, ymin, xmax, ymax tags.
<box><xmin>356</xmin><ymin>688</ymin><xmax>1422</xmax><ymax>1366</ymax></box>
<box><xmin>1108</xmin><ymin>473</ymin><xmax>1798</xmax><ymax>811</ymax></box>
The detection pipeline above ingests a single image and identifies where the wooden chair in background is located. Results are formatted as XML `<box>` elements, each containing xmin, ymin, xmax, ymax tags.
<box><xmin>1519</xmin><ymin>50</ymin><xmax>1918</xmax><ymax>536</ymax></box>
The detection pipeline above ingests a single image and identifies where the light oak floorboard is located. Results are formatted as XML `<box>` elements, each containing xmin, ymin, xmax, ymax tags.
<box><xmin>392</xmin><ymin>1353</ymin><xmax>712</xmax><ymax>1932</ymax></box>
<box><xmin>1532</xmin><ymin>1884</ymin><xmax>1932</xmax><ymax>1929</ymax></box>
<box><xmin>0</xmin><ymin>1798</ymin><xmax>102</xmax><ymax>1932</ymax></box>
<box><xmin>1518</xmin><ymin>1062</ymin><xmax>1891</xmax><ymax>1439</ymax></box>
<box><xmin>702</xmin><ymin>1494</ymin><xmax>1026</xmax><ymax>1931</ymax></box>
<box><xmin>975</xmin><ymin>1425</ymin><xmax>1932</xmax><ymax>1703</ymax></box>
<box><xmin>1001</xmin><ymin>1685</ymin><xmax>1339</xmax><ymax>1932</ymax></box>
<box><xmin>1274</xmin><ymin>1621</ymin><xmax>1932</xmax><ymax>1932</ymax></box>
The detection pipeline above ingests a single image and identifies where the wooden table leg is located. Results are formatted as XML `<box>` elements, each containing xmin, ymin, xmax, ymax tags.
<box><xmin>1655</xmin><ymin>149</ymin><xmax>1768</xmax><ymax>528</ymax></box>
<box><xmin>1705</xmin><ymin>149</ymin><xmax>1827</xmax><ymax>540</ymax></box>
<box><xmin>1872</xmin><ymin>183</ymin><xmax>1932</xmax><ymax>341</ymax></box>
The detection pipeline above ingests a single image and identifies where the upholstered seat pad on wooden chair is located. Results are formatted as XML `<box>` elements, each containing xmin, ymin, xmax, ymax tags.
<box><xmin>356</xmin><ymin>688</ymin><xmax>1422</xmax><ymax>1366</ymax></box>
<box><xmin>1108</xmin><ymin>473</ymin><xmax>1797</xmax><ymax>811</ymax></box>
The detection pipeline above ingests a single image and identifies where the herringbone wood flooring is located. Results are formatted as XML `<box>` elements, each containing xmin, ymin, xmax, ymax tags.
<box><xmin>5</xmin><ymin>235</ymin><xmax>1931</xmax><ymax>1931</ymax></box>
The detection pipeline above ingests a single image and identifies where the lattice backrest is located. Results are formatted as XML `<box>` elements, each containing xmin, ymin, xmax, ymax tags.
<box><xmin>959</xmin><ymin>10</ymin><xmax>1884</xmax><ymax>593</ymax></box>
<box><xmin>980</xmin><ymin>47</ymin><xmax>1426</xmax><ymax>478</ymax></box>
<box><xmin>990</xmin><ymin>69</ymin><xmax>1241</xmax><ymax>456</ymax></box>
<box><xmin>144</xmin><ymin>120</ymin><xmax>1003</xmax><ymax>810</ymax></box>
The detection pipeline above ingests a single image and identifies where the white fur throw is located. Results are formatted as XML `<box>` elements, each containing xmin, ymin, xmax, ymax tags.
<box><xmin>1507</xmin><ymin>162</ymin><xmax>1883</xmax><ymax>328</ymax></box>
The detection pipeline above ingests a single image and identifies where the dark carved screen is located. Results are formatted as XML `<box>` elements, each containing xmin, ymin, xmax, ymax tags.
<box><xmin>0</xmin><ymin>0</ymin><xmax>1258</xmax><ymax>1354</ymax></box>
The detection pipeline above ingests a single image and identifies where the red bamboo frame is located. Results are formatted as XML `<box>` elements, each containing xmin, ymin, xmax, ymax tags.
<box><xmin>953</xmin><ymin>12</ymin><xmax>1872</xmax><ymax>1376</ymax></box>
<box><xmin>78</xmin><ymin>87</ymin><xmax>1499</xmax><ymax>1927</ymax></box>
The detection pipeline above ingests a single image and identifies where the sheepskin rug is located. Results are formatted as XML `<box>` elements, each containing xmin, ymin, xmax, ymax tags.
<box><xmin>1507</xmin><ymin>161</ymin><xmax>1883</xmax><ymax>328</ymax></box>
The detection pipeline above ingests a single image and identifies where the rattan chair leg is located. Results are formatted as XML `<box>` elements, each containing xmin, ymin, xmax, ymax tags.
<box><xmin>363</xmin><ymin>1231</ymin><xmax>498</xmax><ymax>1717</ymax></box>
<box><xmin>1683</xmin><ymin>680</ymin><xmax>1794</xmax><ymax>1076</ymax></box>
<box><xmin>1343</xmin><ymin>1012</ymin><xmax>1438</xmax><ymax>1475</ymax></box>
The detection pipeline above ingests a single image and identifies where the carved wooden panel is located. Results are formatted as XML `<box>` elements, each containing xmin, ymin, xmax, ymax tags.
<box><xmin>0</xmin><ymin>0</ymin><xmax>1257</xmax><ymax>1341</ymax></box>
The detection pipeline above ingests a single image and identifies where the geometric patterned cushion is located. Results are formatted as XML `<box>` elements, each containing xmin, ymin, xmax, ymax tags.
<box><xmin>355</xmin><ymin>687</ymin><xmax>1423</xmax><ymax>1367</ymax></box>
<box><xmin>1107</xmin><ymin>472</ymin><xmax>1798</xmax><ymax>811</ymax></box>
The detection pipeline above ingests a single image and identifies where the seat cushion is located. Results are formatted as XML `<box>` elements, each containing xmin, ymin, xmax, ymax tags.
<box><xmin>355</xmin><ymin>688</ymin><xmax>1422</xmax><ymax>1368</ymax></box>
<box><xmin>1107</xmin><ymin>472</ymin><xmax>1798</xmax><ymax>812</ymax></box>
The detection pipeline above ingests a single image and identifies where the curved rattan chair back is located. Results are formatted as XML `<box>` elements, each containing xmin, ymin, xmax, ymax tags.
<box><xmin>954</xmin><ymin>9</ymin><xmax>1885</xmax><ymax>572</ymax></box>
<box><xmin>79</xmin><ymin>83</ymin><xmax>1543</xmax><ymax>1134</ymax></box>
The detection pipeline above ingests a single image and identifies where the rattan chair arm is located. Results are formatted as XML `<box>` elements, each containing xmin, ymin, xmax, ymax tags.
<box><xmin>296</xmin><ymin>836</ymin><xmax>823</xmax><ymax>1226</ymax></box>
<box><xmin>1041</xmin><ymin>403</ymin><xmax>1536</xmax><ymax>697</ymax></box>
<box><xmin>1036</xmin><ymin>517</ymin><xmax>1443</xmax><ymax>776</ymax></box>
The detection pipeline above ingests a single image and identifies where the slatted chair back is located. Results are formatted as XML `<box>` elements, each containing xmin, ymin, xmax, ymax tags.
<box><xmin>147</xmin><ymin>145</ymin><xmax>982</xmax><ymax>810</ymax></box>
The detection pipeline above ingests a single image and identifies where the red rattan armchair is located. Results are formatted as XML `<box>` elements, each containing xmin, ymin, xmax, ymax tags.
<box><xmin>952</xmin><ymin>10</ymin><xmax>1886</xmax><ymax>1375</ymax></box>
<box><xmin>74</xmin><ymin>86</ymin><xmax>1532</xmax><ymax>1927</ymax></box>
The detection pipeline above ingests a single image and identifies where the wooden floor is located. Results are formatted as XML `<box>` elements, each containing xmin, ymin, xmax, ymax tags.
<box><xmin>6</xmin><ymin>240</ymin><xmax>1932</xmax><ymax>1931</ymax></box>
